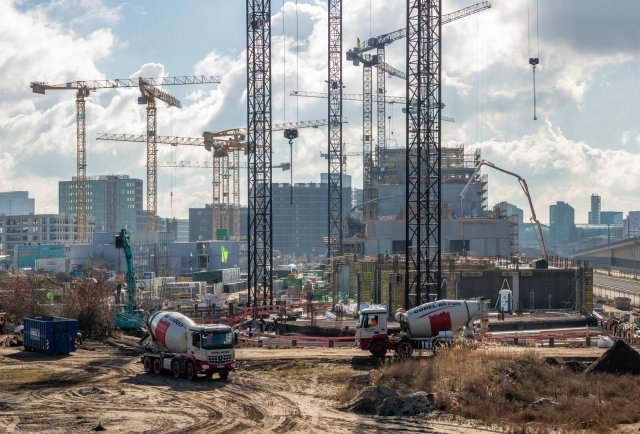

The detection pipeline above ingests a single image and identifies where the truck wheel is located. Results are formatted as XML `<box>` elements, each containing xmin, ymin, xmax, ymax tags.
<box><xmin>171</xmin><ymin>360</ymin><xmax>182</xmax><ymax>379</ymax></box>
<box><xmin>185</xmin><ymin>361</ymin><xmax>196</xmax><ymax>381</ymax></box>
<box><xmin>219</xmin><ymin>371</ymin><xmax>229</xmax><ymax>380</ymax></box>
<box><xmin>205</xmin><ymin>371</ymin><xmax>213</xmax><ymax>380</ymax></box>
<box><xmin>143</xmin><ymin>356</ymin><xmax>153</xmax><ymax>373</ymax></box>
<box><xmin>369</xmin><ymin>341</ymin><xmax>388</xmax><ymax>358</ymax></box>
<box><xmin>153</xmin><ymin>358</ymin><xmax>162</xmax><ymax>375</ymax></box>
<box><xmin>396</xmin><ymin>340</ymin><xmax>414</xmax><ymax>357</ymax></box>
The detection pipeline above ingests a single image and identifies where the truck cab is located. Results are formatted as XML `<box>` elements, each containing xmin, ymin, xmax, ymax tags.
<box><xmin>185</xmin><ymin>324</ymin><xmax>235</xmax><ymax>378</ymax></box>
<box><xmin>355</xmin><ymin>307</ymin><xmax>390</xmax><ymax>357</ymax></box>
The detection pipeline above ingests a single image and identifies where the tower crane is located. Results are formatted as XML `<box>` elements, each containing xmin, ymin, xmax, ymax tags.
<box><xmin>155</xmin><ymin>159</ymin><xmax>290</xmax><ymax>240</ymax></box>
<box><xmin>137</xmin><ymin>78</ymin><xmax>181</xmax><ymax>237</ymax></box>
<box><xmin>96</xmin><ymin>119</ymin><xmax>330</xmax><ymax>241</ymax></box>
<box><xmin>319</xmin><ymin>150</ymin><xmax>362</xmax><ymax>168</ymax></box>
<box><xmin>458</xmin><ymin>160</ymin><xmax>547</xmax><ymax>259</ymax></box>
<box><xmin>290</xmin><ymin>90</ymin><xmax>454</xmax><ymax>122</ymax></box>
<box><xmin>345</xmin><ymin>2</ymin><xmax>490</xmax><ymax>230</ymax></box>
<box><xmin>158</xmin><ymin>161</ymin><xmax>290</xmax><ymax>170</ymax></box>
<box><xmin>30</xmin><ymin>75</ymin><xmax>221</xmax><ymax>242</ymax></box>
<box><xmin>346</xmin><ymin>1</ymin><xmax>491</xmax><ymax>147</ymax></box>
<box><xmin>348</xmin><ymin>2</ymin><xmax>492</xmax><ymax>57</ymax></box>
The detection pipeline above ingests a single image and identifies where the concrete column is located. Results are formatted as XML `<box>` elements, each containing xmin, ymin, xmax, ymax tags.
<box><xmin>511</xmin><ymin>272</ymin><xmax>520</xmax><ymax>313</ymax></box>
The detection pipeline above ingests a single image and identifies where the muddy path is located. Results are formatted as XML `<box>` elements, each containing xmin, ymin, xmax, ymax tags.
<box><xmin>0</xmin><ymin>343</ymin><xmax>498</xmax><ymax>433</ymax></box>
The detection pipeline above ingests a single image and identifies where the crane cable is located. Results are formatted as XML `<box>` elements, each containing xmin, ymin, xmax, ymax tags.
<box><xmin>528</xmin><ymin>0</ymin><xmax>540</xmax><ymax>120</ymax></box>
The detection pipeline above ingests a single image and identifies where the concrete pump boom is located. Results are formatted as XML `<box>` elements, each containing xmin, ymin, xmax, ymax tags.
<box><xmin>458</xmin><ymin>160</ymin><xmax>547</xmax><ymax>259</ymax></box>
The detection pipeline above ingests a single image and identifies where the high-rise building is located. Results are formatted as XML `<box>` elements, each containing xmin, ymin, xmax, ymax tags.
<box><xmin>272</xmin><ymin>175</ymin><xmax>353</xmax><ymax>257</ymax></box>
<box><xmin>0</xmin><ymin>191</ymin><xmax>35</xmax><ymax>216</ymax></box>
<box><xmin>59</xmin><ymin>175</ymin><xmax>143</xmax><ymax>233</ymax></box>
<box><xmin>0</xmin><ymin>213</ymin><xmax>83</xmax><ymax>256</ymax></box>
<box><xmin>549</xmin><ymin>201</ymin><xmax>575</xmax><ymax>252</ymax></box>
<box><xmin>589</xmin><ymin>193</ymin><xmax>601</xmax><ymax>224</ymax></box>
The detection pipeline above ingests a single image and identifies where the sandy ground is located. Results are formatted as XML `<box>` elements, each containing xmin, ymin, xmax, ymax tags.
<box><xmin>0</xmin><ymin>341</ymin><xmax>511</xmax><ymax>434</ymax></box>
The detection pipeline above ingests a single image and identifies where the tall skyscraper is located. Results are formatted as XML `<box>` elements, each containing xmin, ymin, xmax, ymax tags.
<box><xmin>550</xmin><ymin>201</ymin><xmax>575</xmax><ymax>249</ymax></box>
<box><xmin>589</xmin><ymin>193</ymin><xmax>601</xmax><ymax>224</ymax></box>
<box><xmin>59</xmin><ymin>175</ymin><xmax>143</xmax><ymax>233</ymax></box>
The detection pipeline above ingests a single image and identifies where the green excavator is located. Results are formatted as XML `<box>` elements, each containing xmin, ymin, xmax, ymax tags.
<box><xmin>113</xmin><ymin>228</ymin><xmax>145</xmax><ymax>329</ymax></box>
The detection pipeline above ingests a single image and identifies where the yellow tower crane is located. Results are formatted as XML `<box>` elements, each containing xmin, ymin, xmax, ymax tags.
<box><xmin>96</xmin><ymin>118</ymin><xmax>330</xmax><ymax>240</ymax></box>
<box><xmin>30</xmin><ymin>75</ymin><xmax>221</xmax><ymax>241</ymax></box>
<box><xmin>156</xmin><ymin>159</ymin><xmax>290</xmax><ymax>241</ymax></box>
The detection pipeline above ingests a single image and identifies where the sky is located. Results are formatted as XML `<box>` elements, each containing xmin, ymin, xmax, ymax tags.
<box><xmin>1</xmin><ymin>0</ymin><xmax>640</xmax><ymax>225</ymax></box>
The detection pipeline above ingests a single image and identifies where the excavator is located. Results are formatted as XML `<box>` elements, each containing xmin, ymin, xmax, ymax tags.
<box><xmin>458</xmin><ymin>160</ymin><xmax>547</xmax><ymax>260</ymax></box>
<box><xmin>113</xmin><ymin>228</ymin><xmax>145</xmax><ymax>329</ymax></box>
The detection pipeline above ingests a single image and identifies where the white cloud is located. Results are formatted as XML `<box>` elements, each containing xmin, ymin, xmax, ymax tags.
<box><xmin>2</xmin><ymin>0</ymin><xmax>640</xmax><ymax>225</ymax></box>
<box><xmin>470</xmin><ymin>120</ymin><xmax>640</xmax><ymax>224</ymax></box>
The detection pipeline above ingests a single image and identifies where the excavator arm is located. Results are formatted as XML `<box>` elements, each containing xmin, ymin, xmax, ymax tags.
<box><xmin>115</xmin><ymin>228</ymin><xmax>137</xmax><ymax>312</ymax></box>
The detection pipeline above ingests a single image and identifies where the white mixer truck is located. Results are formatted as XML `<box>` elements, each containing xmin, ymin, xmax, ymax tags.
<box><xmin>143</xmin><ymin>311</ymin><xmax>236</xmax><ymax>380</ymax></box>
<box><xmin>356</xmin><ymin>299</ymin><xmax>488</xmax><ymax>357</ymax></box>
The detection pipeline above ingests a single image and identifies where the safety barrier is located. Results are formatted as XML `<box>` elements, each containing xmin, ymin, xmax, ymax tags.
<box><xmin>483</xmin><ymin>326</ymin><xmax>604</xmax><ymax>347</ymax></box>
<box><xmin>238</xmin><ymin>331</ymin><xmax>355</xmax><ymax>349</ymax></box>
<box><xmin>193</xmin><ymin>302</ymin><xmax>336</xmax><ymax>327</ymax></box>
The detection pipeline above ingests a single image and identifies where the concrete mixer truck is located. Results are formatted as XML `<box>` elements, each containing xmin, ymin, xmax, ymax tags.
<box><xmin>142</xmin><ymin>311</ymin><xmax>236</xmax><ymax>380</ymax></box>
<box><xmin>356</xmin><ymin>299</ymin><xmax>489</xmax><ymax>357</ymax></box>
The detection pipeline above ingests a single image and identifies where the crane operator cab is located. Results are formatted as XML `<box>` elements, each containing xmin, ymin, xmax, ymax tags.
<box><xmin>355</xmin><ymin>307</ymin><xmax>388</xmax><ymax>354</ymax></box>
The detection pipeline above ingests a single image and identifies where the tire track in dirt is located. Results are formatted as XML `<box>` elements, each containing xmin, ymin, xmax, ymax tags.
<box><xmin>1</xmin><ymin>346</ymin><xmax>500</xmax><ymax>433</ymax></box>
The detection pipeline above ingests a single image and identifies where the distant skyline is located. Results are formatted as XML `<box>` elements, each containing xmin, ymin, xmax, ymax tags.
<box><xmin>2</xmin><ymin>0</ymin><xmax>640</xmax><ymax>224</ymax></box>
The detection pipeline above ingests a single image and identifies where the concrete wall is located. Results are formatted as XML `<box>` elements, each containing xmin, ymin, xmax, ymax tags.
<box><xmin>452</xmin><ymin>269</ymin><xmax>577</xmax><ymax>311</ymax></box>
<box><xmin>364</xmin><ymin>218</ymin><xmax>510</xmax><ymax>257</ymax></box>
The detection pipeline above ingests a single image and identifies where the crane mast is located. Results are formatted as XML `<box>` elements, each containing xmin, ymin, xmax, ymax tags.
<box><xmin>138</xmin><ymin>78</ymin><xmax>182</xmax><ymax>238</ymax></box>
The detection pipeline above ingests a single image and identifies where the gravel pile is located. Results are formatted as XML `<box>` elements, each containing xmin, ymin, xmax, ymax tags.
<box><xmin>585</xmin><ymin>339</ymin><xmax>640</xmax><ymax>375</ymax></box>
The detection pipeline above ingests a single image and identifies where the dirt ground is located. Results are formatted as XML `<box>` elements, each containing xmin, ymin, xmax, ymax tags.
<box><xmin>0</xmin><ymin>340</ymin><xmax>616</xmax><ymax>434</ymax></box>
<box><xmin>0</xmin><ymin>340</ymin><xmax>514</xmax><ymax>434</ymax></box>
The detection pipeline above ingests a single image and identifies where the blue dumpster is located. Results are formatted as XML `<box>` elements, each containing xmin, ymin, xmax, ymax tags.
<box><xmin>23</xmin><ymin>316</ymin><xmax>78</xmax><ymax>354</ymax></box>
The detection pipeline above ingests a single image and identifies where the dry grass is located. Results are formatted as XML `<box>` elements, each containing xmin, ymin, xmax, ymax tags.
<box><xmin>375</xmin><ymin>345</ymin><xmax>640</xmax><ymax>433</ymax></box>
<box><xmin>0</xmin><ymin>367</ymin><xmax>66</xmax><ymax>389</ymax></box>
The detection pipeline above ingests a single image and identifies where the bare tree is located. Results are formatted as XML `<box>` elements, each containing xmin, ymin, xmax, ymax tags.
<box><xmin>0</xmin><ymin>275</ymin><xmax>50</xmax><ymax>324</ymax></box>
<box><xmin>63</xmin><ymin>280</ymin><xmax>114</xmax><ymax>337</ymax></box>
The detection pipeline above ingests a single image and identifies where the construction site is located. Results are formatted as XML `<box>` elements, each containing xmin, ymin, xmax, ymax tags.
<box><xmin>2</xmin><ymin>1</ymin><xmax>640</xmax><ymax>433</ymax></box>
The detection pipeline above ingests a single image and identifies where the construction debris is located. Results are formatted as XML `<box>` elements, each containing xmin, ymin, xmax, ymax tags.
<box><xmin>585</xmin><ymin>339</ymin><xmax>640</xmax><ymax>375</ymax></box>
<box><xmin>0</xmin><ymin>333</ymin><xmax>23</xmax><ymax>348</ymax></box>
<box><xmin>341</xmin><ymin>386</ymin><xmax>434</xmax><ymax>416</ymax></box>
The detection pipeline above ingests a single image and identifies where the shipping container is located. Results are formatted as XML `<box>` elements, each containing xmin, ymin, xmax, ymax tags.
<box><xmin>23</xmin><ymin>316</ymin><xmax>78</xmax><ymax>354</ymax></box>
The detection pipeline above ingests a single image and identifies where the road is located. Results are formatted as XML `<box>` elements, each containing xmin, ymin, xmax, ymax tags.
<box><xmin>594</xmin><ymin>274</ymin><xmax>640</xmax><ymax>306</ymax></box>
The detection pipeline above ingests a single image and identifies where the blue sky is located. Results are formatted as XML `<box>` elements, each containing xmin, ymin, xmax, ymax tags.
<box><xmin>2</xmin><ymin>0</ymin><xmax>640</xmax><ymax>224</ymax></box>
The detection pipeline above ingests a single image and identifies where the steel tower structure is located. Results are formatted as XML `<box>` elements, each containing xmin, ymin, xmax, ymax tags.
<box><xmin>327</xmin><ymin>0</ymin><xmax>343</xmax><ymax>258</ymax></box>
<box><xmin>405</xmin><ymin>0</ymin><xmax>442</xmax><ymax>308</ymax></box>
<box><xmin>247</xmin><ymin>0</ymin><xmax>273</xmax><ymax>306</ymax></box>
<box><xmin>362</xmin><ymin>58</ymin><xmax>375</xmax><ymax>222</ymax></box>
